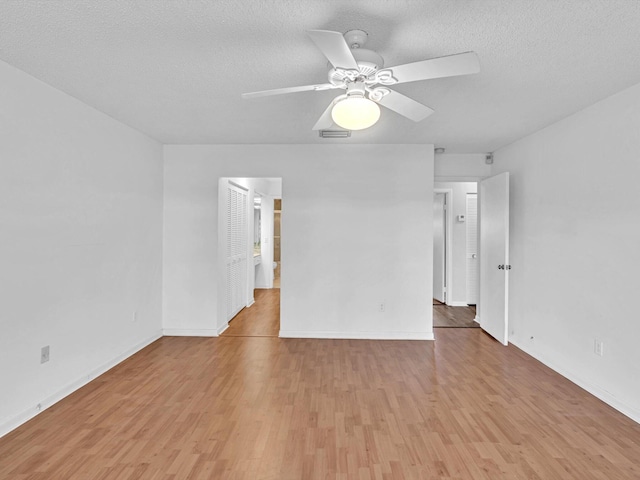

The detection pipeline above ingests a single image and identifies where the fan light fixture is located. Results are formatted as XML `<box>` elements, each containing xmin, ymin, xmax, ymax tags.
<box><xmin>241</xmin><ymin>29</ymin><xmax>481</xmax><ymax>133</ymax></box>
<box><xmin>331</xmin><ymin>95</ymin><xmax>380</xmax><ymax>131</ymax></box>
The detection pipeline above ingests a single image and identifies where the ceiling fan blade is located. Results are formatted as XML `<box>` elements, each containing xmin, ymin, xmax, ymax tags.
<box><xmin>307</xmin><ymin>30</ymin><xmax>359</xmax><ymax>70</ymax></box>
<box><xmin>242</xmin><ymin>83</ymin><xmax>338</xmax><ymax>99</ymax></box>
<box><xmin>312</xmin><ymin>100</ymin><xmax>337</xmax><ymax>130</ymax></box>
<box><xmin>376</xmin><ymin>90</ymin><xmax>434</xmax><ymax>122</ymax></box>
<box><xmin>388</xmin><ymin>51</ymin><xmax>480</xmax><ymax>84</ymax></box>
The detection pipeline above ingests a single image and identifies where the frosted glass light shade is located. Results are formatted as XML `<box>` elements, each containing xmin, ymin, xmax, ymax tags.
<box><xmin>331</xmin><ymin>97</ymin><xmax>381</xmax><ymax>131</ymax></box>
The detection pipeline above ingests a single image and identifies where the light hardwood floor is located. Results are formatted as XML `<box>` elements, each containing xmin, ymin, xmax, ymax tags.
<box><xmin>223</xmin><ymin>289</ymin><xmax>280</xmax><ymax>337</ymax></box>
<box><xmin>2</xmin><ymin>310</ymin><xmax>640</xmax><ymax>478</ymax></box>
<box><xmin>433</xmin><ymin>303</ymin><xmax>479</xmax><ymax>328</ymax></box>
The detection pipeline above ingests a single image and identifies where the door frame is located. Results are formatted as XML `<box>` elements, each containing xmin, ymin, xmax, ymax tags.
<box><xmin>433</xmin><ymin>188</ymin><xmax>453</xmax><ymax>305</ymax></box>
<box><xmin>433</xmin><ymin>177</ymin><xmax>485</xmax><ymax>329</ymax></box>
<box><xmin>217</xmin><ymin>177</ymin><xmax>283</xmax><ymax>336</ymax></box>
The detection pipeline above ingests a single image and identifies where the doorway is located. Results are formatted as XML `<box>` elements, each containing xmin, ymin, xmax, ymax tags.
<box><xmin>218</xmin><ymin>177</ymin><xmax>282</xmax><ymax>337</ymax></box>
<box><xmin>433</xmin><ymin>182</ymin><xmax>479</xmax><ymax>328</ymax></box>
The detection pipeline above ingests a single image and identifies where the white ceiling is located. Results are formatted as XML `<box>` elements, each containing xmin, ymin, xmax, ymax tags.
<box><xmin>2</xmin><ymin>1</ymin><xmax>640</xmax><ymax>152</ymax></box>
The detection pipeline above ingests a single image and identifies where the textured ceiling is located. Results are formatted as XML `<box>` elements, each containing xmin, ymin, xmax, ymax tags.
<box><xmin>1</xmin><ymin>0</ymin><xmax>640</xmax><ymax>152</ymax></box>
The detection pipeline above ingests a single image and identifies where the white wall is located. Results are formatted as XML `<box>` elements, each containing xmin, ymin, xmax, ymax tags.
<box><xmin>163</xmin><ymin>145</ymin><xmax>434</xmax><ymax>339</ymax></box>
<box><xmin>434</xmin><ymin>182</ymin><xmax>478</xmax><ymax>305</ymax></box>
<box><xmin>435</xmin><ymin>153</ymin><xmax>491</xmax><ymax>180</ymax></box>
<box><xmin>492</xmin><ymin>81</ymin><xmax>640</xmax><ymax>422</ymax></box>
<box><xmin>0</xmin><ymin>60</ymin><xmax>164</xmax><ymax>436</ymax></box>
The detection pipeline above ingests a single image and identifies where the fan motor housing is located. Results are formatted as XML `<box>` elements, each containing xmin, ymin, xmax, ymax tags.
<box><xmin>351</xmin><ymin>48</ymin><xmax>384</xmax><ymax>68</ymax></box>
<box><xmin>328</xmin><ymin>49</ymin><xmax>384</xmax><ymax>85</ymax></box>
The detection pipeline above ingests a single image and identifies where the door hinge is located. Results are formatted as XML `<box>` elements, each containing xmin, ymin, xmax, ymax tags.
<box><xmin>498</xmin><ymin>264</ymin><xmax>512</xmax><ymax>270</ymax></box>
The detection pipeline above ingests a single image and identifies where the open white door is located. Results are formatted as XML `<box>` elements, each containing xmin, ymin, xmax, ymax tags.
<box><xmin>479</xmin><ymin>172</ymin><xmax>510</xmax><ymax>345</ymax></box>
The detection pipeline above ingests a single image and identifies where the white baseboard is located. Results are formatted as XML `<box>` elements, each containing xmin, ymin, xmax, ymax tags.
<box><xmin>447</xmin><ymin>301</ymin><xmax>470</xmax><ymax>307</ymax></box>
<box><xmin>279</xmin><ymin>330</ymin><xmax>434</xmax><ymax>341</ymax></box>
<box><xmin>217</xmin><ymin>323</ymin><xmax>229</xmax><ymax>335</ymax></box>
<box><xmin>511</xmin><ymin>339</ymin><xmax>640</xmax><ymax>425</ymax></box>
<box><xmin>0</xmin><ymin>331</ymin><xmax>162</xmax><ymax>439</ymax></box>
<box><xmin>162</xmin><ymin>328</ymin><xmax>218</xmax><ymax>337</ymax></box>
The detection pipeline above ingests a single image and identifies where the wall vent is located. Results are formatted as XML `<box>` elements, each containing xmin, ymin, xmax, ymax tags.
<box><xmin>319</xmin><ymin>130</ymin><xmax>351</xmax><ymax>138</ymax></box>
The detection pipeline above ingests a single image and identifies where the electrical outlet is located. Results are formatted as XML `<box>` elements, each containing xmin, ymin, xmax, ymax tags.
<box><xmin>40</xmin><ymin>345</ymin><xmax>50</xmax><ymax>364</ymax></box>
<box><xmin>594</xmin><ymin>339</ymin><xmax>604</xmax><ymax>356</ymax></box>
<box><xmin>379</xmin><ymin>303</ymin><xmax>385</xmax><ymax>312</ymax></box>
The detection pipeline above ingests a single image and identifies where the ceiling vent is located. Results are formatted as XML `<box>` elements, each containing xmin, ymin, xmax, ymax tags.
<box><xmin>319</xmin><ymin>130</ymin><xmax>351</xmax><ymax>138</ymax></box>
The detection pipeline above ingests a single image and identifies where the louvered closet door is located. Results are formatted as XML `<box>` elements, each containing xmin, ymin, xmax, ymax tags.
<box><xmin>225</xmin><ymin>182</ymin><xmax>248</xmax><ymax>321</ymax></box>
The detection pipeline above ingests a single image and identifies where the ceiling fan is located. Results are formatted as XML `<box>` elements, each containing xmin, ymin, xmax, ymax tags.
<box><xmin>241</xmin><ymin>29</ymin><xmax>480</xmax><ymax>131</ymax></box>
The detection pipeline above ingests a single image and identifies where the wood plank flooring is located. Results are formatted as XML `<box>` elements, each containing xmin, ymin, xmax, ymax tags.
<box><xmin>1</xmin><ymin>329</ymin><xmax>639</xmax><ymax>478</ymax></box>
<box><xmin>226</xmin><ymin>291</ymin><xmax>477</xmax><ymax>335</ymax></box>
<box><xmin>223</xmin><ymin>289</ymin><xmax>280</xmax><ymax>337</ymax></box>
<box><xmin>433</xmin><ymin>303</ymin><xmax>479</xmax><ymax>328</ymax></box>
